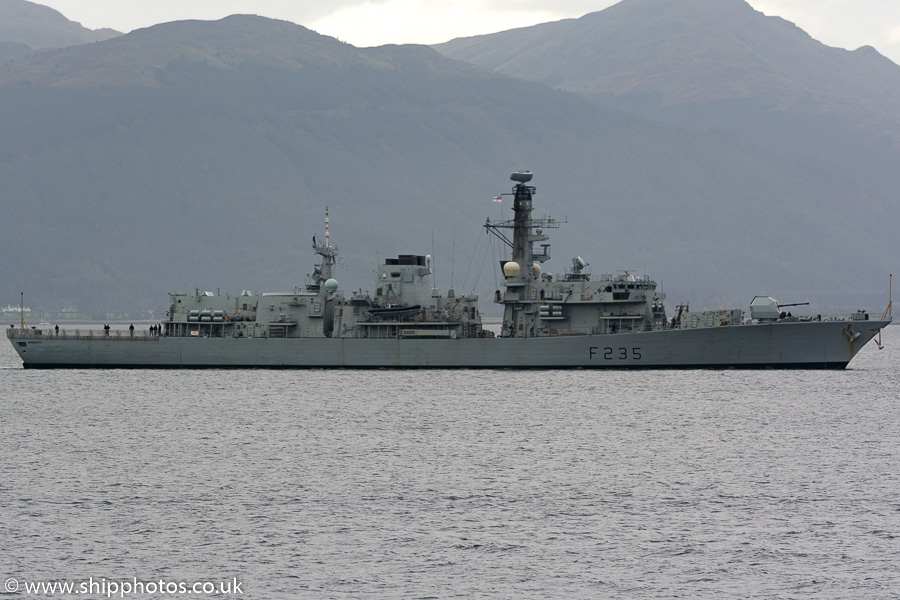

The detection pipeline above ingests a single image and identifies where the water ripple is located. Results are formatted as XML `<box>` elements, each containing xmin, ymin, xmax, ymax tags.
<box><xmin>1</xmin><ymin>329</ymin><xmax>898</xmax><ymax>598</ymax></box>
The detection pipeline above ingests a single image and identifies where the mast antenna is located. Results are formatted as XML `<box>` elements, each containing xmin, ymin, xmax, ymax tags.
<box><xmin>325</xmin><ymin>206</ymin><xmax>330</xmax><ymax>249</ymax></box>
<box><xmin>451</xmin><ymin>224</ymin><xmax>456</xmax><ymax>291</ymax></box>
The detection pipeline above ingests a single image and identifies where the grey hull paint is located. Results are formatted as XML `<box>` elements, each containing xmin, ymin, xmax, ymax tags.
<box><xmin>12</xmin><ymin>320</ymin><xmax>889</xmax><ymax>369</ymax></box>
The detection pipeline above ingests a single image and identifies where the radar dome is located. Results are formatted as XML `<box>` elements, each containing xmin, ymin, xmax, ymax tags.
<box><xmin>533</xmin><ymin>263</ymin><xmax>542</xmax><ymax>277</ymax></box>
<box><xmin>503</xmin><ymin>261</ymin><xmax>521</xmax><ymax>277</ymax></box>
<box><xmin>324</xmin><ymin>279</ymin><xmax>339</xmax><ymax>293</ymax></box>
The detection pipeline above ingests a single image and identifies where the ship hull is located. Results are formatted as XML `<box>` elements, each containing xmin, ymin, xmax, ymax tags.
<box><xmin>8</xmin><ymin>319</ymin><xmax>889</xmax><ymax>369</ymax></box>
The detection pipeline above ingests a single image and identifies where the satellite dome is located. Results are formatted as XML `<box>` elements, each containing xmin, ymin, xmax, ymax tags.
<box><xmin>503</xmin><ymin>261</ymin><xmax>521</xmax><ymax>277</ymax></box>
<box><xmin>533</xmin><ymin>263</ymin><xmax>542</xmax><ymax>277</ymax></box>
<box><xmin>324</xmin><ymin>278</ymin><xmax>339</xmax><ymax>293</ymax></box>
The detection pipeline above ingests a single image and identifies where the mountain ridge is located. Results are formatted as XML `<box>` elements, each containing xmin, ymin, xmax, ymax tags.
<box><xmin>0</xmin><ymin>15</ymin><xmax>403</xmax><ymax>88</ymax></box>
<box><xmin>434</xmin><ymin>0</ymin><xmax>900</xmax><ymax>144</ymax></box>
<box><xmin>0</xmin><ymin>0</ymin><xmax>119</xmax><ymax>53</ymax></box>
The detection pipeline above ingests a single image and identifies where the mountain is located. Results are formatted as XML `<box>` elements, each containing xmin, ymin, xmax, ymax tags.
<box><xmin>433</xmin><ymin>0</ymin><xmax>900</xmax><ymax>213</ymax></box>
<box><xmin>434</xmin><ymin>0</ymin><xmax>900</xmax><ymax>143</ymax></box>
<box><xmin>0</xmin><ymin>14</ymin><xmax>895</xmax><ymax>318</ymax></box>
<box><xmin>0</xmin><ymin>0</ymin><xmax>119</xmax><ymax>55</ymax></box>
<box><xmin>0</xmin><ymin>15</ymin><xmax>373</xmax><ymax>87</ymax></box>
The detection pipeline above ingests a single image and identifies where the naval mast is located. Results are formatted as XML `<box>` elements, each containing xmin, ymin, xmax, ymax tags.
<box><xmin>485</xmin><ymin>172</ymin><xmax>559</xmax><ymax>338</ymax></box>
<box><xmin>308</xmin><ymin>207</ymin><xmax>339</xmax><ymax>290</ymax></box>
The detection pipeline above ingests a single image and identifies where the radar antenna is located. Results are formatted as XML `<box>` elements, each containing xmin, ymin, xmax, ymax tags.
<box><xmin>483</xmin><ymin>172</ymin><xmax>561</xmax><ymax>265</ymax></box>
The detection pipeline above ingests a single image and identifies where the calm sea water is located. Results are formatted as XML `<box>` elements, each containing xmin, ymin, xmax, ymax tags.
<box><xmin>1</xmin><ymin>327</ymin><xmax>898</xmax><ymax>599</ymax></box>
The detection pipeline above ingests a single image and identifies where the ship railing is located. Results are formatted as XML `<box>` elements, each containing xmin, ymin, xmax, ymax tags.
<box><xmin>534</xmin><ymin>292</ymin><xmax>566</xmax><ymax>302</ymax></box>
<box><xmin>6</xmin><ymin>328</ymin><xmax>161</xmax><ymax>340</ymax></box>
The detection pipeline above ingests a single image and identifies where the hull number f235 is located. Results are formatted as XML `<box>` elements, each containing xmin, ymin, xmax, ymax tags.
<box><xmin>589</xmin><ymin>347</ymin><xmax>642</xmax><ymax>360</ymax></box>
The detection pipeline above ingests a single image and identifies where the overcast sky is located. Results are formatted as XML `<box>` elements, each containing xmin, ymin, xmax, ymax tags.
<box><xmin>38</xmin><ymin>0</ymin><xmax>900</xmax><ymax>64</ymax></box>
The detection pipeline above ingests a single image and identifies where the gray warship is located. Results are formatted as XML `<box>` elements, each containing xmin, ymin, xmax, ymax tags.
<box><xmin>7</xmin><ymin>172</ymin><xmax>892</xmax><ymax>368</ymax></box>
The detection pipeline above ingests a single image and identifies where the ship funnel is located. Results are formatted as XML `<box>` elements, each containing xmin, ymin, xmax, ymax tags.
<box><xmin>510</xmin><ymin>172</ymin><xmax>533</xmax><ymax>184</ymax></box>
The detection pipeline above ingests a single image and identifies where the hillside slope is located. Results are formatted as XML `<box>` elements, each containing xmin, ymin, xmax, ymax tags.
<box><xmin>434</xmin><ymin>0</ymin><xmax>900</xmax><ymax>142</ymax></box>
<box><xmin>0</xmin><ymin>0</ymin><xmax>119</xmax><ymax>52</ymax></box>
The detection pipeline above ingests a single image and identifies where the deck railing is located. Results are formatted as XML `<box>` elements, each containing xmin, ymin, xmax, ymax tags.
<box><xmin>6</xmin><ymin>328</ymin><xmax>161</xmax><ymax>341</ymax></box>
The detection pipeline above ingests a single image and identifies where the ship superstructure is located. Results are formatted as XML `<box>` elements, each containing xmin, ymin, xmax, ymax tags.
<box><xmin>7</xmin><ymin>172</ymin><xmax>891</xmax><ymax>368</ymax></box>
<box><xmin>486</xmin><ymin>171</ymin><xmax>671</xmax><ymax>339</ymax></box>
